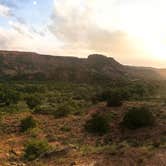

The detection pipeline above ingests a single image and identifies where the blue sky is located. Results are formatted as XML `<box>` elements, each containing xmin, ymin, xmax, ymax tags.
<box><xmin>0</xmin><ymin>0</ymin><xmax>166</xmax><ymax>67</ymax></box>
<box><xmin>0</xmin><ymin>0</ymin><xmax>53</xmax><ymax>29</ymax></box>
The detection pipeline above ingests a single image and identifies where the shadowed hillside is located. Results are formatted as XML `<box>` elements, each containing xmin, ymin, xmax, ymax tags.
<box><xmin>0</xmin><ymin>50</ymin><xmax>164</xmax><ymax>82</ymax></box>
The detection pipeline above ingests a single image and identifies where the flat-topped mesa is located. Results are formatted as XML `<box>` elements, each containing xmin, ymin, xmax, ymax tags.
<box><xmin>87</xmin><ymin>54</ymin><xmax>112</xmax><ymax>65</ymax></box>
<box><xmin>88</xmin><ymin>54</ymin><xmax>108</xmax><ymax>61</ymax></box>
<box><xmin>88</xmin><ymin>54</ymin><xmax>119</xmax><ymax>62</ymax></box>
<box><xmin>87</xmin><ymin>54</ymin><xmax>122</xmax><ymax>67</ymax></box>
<box><xmin>0</xmin><ymin>50</ymin><xmax>164</xmax><ymax>81</ymax></box>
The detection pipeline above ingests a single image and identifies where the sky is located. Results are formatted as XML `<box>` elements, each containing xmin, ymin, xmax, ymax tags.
<box><xmin>0</xmin><ymin>0</ymin><xmax>166</xmax><ymax>67</ymax></box>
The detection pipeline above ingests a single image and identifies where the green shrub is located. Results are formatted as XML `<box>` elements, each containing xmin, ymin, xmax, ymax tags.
<box><xmin>0</xmin><ymin>89</ymin><xmax>20</xmax><ymax>106</ymax></box>
<box><xmin>0</xmin><ymin>104</ymin><xmax>19</xmax><ymax>113</ymax></box>
<box><xmin>24</xmin><ymin>139</ymin><xmax>50</xmax><ymax>160</ymax></box>
<box><xmin>93</xmin><ymin>90</ymin><xmax>112</xmax><ymax>103</ymax></box>
<box><xmin>107</xmin><ymin>90</ymin><xmax>122</xmax><ymax>107</ymax></box>
<box><xmin>25</xmin><ymin>95</ymin><xmax>42</xmax><ymax>109</ymax></box>
<box><xmin>20</xmin><ymin>116</ymin><xmax>37</xmax><ymax>132</ymax></box>
<box><xmin>27</xmin><ymin>127</ymin><xmax>42</xmax><ymax>138</ymax></box>
<box><xmin>54</xmin><ymin>104</ymin><xmax>69</xmax><ymax>118</ymax></box>
<box><xmin>34</xmin><ymin>105</ymin><xmax>55</xmax><ymax>115</ymax></box>
<box><xmin>22</xmin><ymin>85</ymin><xmax>46</xmax><ymax>94</ymax></box>
<box><xmin>60</xmin><ymin>125</ymin><xmax>71</xmax><ymax>132</ymax></box>
<box><xmin>122</xmin><ymin>106</ymin><xmax>154</xmax><ymax>129</ymax></box>
<box><xmin>99</xmin><ymin>90</ymin><xmax>112</xmax><ymax>101</ymax></box>
<box><xmin>84</xmin><ymin>113</ymin><xmax>110</xmax><ymax>135</ymax></box>
<box><xmin>54</xmin><ymin>102</ymin><xmax>77</xmax><ymax>118</ymax></box>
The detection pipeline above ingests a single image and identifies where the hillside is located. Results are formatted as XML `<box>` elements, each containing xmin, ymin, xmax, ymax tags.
<box><xmin>0</xmin><ymin>81</ymin><xmax>165</xmax><ymax>165</ymax></box>
<box><xmin>0</xmin><ymin>50</ymin><xmax>164</xmax><ymax>82</ymax></box>
<box><xmin>0</xmin><ymin>51</ymin><xmax>165</xmax><ymax>165</ymax></box>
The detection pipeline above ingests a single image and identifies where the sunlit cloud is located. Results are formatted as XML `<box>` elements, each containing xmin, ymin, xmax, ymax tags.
<box><xmin>47</xmin><ymin>0</ymin><xmax>166</xmax><ymax>67</ymax></box>
<box><xmin>0</xmin><ymin>0</ymin><xmax>166</xmax><ymax>67</ymax></box>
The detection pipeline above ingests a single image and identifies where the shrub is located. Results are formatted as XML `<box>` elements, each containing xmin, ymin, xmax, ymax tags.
<box><xmin>100</xmin><ymin>90</ymin><xmax>112</xmax><ymax>101</ymax></box>
<box><xmin>0</xmin><ymin>89</ymin><xmax>20</xmax><ymax>106</ymax></box>
<box><xmin>60</xmin><ymin>125</ymin><xmax>71</xmax><ymax>132</ymax></box>
<box><xmin>107</xmin><ymin>90</ymin><xmax>122</xmax><ymax>107</ymax></box>
<box><xmin>122</xmin><ymin>106</ymin><xmax>154</xmax><ymax>129</ymax></box>
<box><xmin>25</xmin><ymin>95</ymin><xmax>42</xmax><ymax>109</ymax></box>
<box><xmin>84</xmin><ymin>113</ymin><xmax>110</xmax><ymax>135</ymax></box>
<box><xmin>34</xmin><ymin>105</ymin><xmax>55</xmax><ymax>115</ymax></box>
<box><xmin>0</xmin><ymin>104</ymin><xmax>19</xmax><ymax>113</ymax></box>
<box><xmin>54</xmin><ymin>104</ymin><xmax>69</xmax><ymax>118</ymax></box>
<box><xmin>54</xmin><ymin>102</ymin><xmax>77</xmax><ymax>118</ymax></box>
<box><xmin>27</xmin><ymin>127</ymin><xmax>42</xmax><ymax>138</ymax></box>
<box><xmin>24</xmin><ymin>139</ymin><xmax>50</xmax><ymax>160</ymax></box>
<box><xmin>22</xmin><ymin>85</ymin><xmax>46</xmax><ymax>94</ymax></box>
<box><xmin>93</xmin><ymin>90</ymin><xmax>111</xmax><ymax>102</ymax></box>
<box><xmin>20</xmin><ymin>116</ymin><xmax>37</xmax><ymax>132</ymax></box>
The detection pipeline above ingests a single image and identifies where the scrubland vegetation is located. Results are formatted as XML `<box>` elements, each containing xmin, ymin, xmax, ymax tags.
<box><xmin>0</xmin><ymin>80</ymin><xmax>165</xmax><ymax>165</ymax></box>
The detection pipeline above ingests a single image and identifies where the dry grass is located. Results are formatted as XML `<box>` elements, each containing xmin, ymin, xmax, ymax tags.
<box><xmin>0</xmin><ymin>101</ymin><xmax>165</xmax><ymax>165</ymax></box>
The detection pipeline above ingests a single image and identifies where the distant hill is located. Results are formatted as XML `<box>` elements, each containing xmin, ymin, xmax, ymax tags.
<box><xmin>0</xmin><ymin>50</ymin><xmax>165</xmax><ymax>82</ymax></box>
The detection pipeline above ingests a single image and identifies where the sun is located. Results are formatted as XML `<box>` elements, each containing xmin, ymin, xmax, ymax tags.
<box><xmin>95</xmin><ymin>1</ymin><xmax>166</xmax><ymax>61</ymax></box>
<box><xmin>118</xmin><ymin>3</ymin><xmax>166</xmax><ymax>60</ymax></box>
<box><xmin>33</xmin><ymin>1</ymin><xmax>37</xmax><ymax>5</ymax></box>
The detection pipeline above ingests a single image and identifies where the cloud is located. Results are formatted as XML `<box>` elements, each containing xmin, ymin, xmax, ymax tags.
<box><xmin>0</xmin><ymin>30</ymin><xmax>9</xmax><ymax>48</ymax></box>
<box><xmin>0</xmin><ymin>0</ymin><xmax>28</xmax><ymax>9</ymax></box>
<box><xmin>0</xmin><ymin>0</ymin><xmax>166</xmax><ymax>67</ymax></box>
<box><xmin>0</xmin><ymin>3</ymin><xmax>13</xmax><ymax>17</ymax></box>
<box><xmin>0</xmin><ymin>1</ymin><xmax>30</xmax><ymax>26</ymax></box>
<box><xmin>48</xmin><ymin>0</ymin><xmax>146</xmax><ymax>59</ymax></box>
<box><xmin>0</xmin><ymin>0</ymin><xmax>17</xmax><ymax>8</ymax></box>
<box><xmin>0</xmin><ymin>2</ymin><xmax>27</xmax><ymax>25</ymax></box>
<box><xmin>47</xmin><ymin>0</ymin><xmax>166</xmax><ymax>68</ymax></box>
<box><xmin>0</xmin><ymin>1</ymin><xmax>59</xmax><ymax>55</ymax></box>
<box><xmin>0</xmin><ymin>17</ymin><xmax>62</xmax><ymax>56</ymax></box>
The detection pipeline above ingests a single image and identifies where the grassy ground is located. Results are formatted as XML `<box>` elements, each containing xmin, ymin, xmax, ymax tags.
<box><xmin>0</xmin><ymin>100</ymin><xmax>165</xmax><ymax>166</ymax></box>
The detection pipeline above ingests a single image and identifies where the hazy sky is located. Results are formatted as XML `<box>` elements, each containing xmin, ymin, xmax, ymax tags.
<box><xmin>0</xmin><ymin>0</ymin><xmax>166</xmax><ymax>67</ymax></box>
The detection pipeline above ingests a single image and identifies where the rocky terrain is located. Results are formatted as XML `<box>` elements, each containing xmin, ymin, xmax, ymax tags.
<box><xmin>0</xmin><ymin>51</ymin><xmax>164</xmax><ymax>82</ymax></box>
